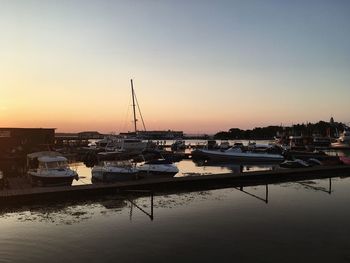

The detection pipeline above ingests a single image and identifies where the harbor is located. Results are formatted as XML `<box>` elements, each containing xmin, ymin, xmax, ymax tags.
<box><xmin>2</xmin><ymin>1</ymin><xmax>350</xmax><ymax>262</ymax></box>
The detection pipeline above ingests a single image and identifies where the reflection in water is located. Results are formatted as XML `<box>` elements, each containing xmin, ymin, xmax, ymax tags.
<box><xmin>1</xmin><ymin>176</ymin><xmax>350</xmax><ymax>262</ymax></box>
<box><xmin>0</xmin><ymin>177</ymin><xmax>338</xmax><ymax>225</ymax></box>
<box><xmin>191</xmin><ymin>158</ymin><xmax>278</xmax><ymax>173</ymax></box>
<box><xmin>235</xmin><ymin>185</ymin><xmax>269</xmax><ymax>203</ymax></box>
<box><xmin>297</xmin><ymin>178</ymin><xmax>332</xmax><ymax>194</ymax></box>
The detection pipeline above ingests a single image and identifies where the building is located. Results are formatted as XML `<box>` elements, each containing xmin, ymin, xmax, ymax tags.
<box><xmin>77</xmin><ymin>131</ymin><xmax>104</xmax><ymax>139</ymax></box>
<box><xmin>0</xmin><ymin>128</ymin><xmax>55</xmax><ymax>158</ymax></box>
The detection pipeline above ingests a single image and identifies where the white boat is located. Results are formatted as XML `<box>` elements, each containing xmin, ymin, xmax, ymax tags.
<box><xmin>338</xmin><ymin>130</ymin><xmax>350</xmax><ymax>143</ymax></box>
<box><xmin>191</xmin><ymin>147</ymin><xmax>284</xmax><ymax>163</ymax></box>
<box><xmin>331</xmin><ymin>130</ymin><xmax>350</xmax><ymax>148</ymax></box>
<box><xmin>91</xmin><ymin>160</ymin><xmax>138</xmax><ymax>182</ymax></box>
<box><xmin>137</xmin><ymin>158</ymin><xmax>179</xmax><ymax>178</ymax></box>
<box><xmin>27</xmin><ymin>151</ymin><xmax>78</xmax><ymax>186</ymax></box>
<box><xmin>116</xmin><ymin>138</ymin><xmax>147</xmax><ymax>152</ymax></box>
<box><xmin>96</xmin><ymin>136</ymin><xmax>147</xmax><ymax>153</ymax></box>
<box><xmin>96</xmin><ymin>79</ymin><xmax>148</xmax><ymax>156</ymax></box>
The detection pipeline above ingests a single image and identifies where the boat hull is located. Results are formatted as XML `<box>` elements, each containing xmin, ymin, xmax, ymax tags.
<box><xmin>191</xmin><ymin>149</ymin><xmax>284</xmax><ymax>164</ymax></box>
<box><xmin>137</xmin><ymin>163</ymin><xmax>179</xmax><ymax>178</ymax></box>
<box><xmin>137</xmin><ymin>170</ymin><xmax>178</xmax><ymax>178</ymax></box>
<box><xmin>29</xmin><ymin>173</ymin><xmax>74</xmax><ymax>186</ymax></box>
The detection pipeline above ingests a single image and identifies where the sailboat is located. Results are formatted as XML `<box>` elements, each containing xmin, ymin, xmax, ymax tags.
<box><xmin>97</xmin><ymin>79</ymin><xmax>147</xmax><ymax>159</ymax></box>
<box><xmin>118</xmin><ymin>79</ymin><xmax>148</xmax><ymax>151</ymax></box>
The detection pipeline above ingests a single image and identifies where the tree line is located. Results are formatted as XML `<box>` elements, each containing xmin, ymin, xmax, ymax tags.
<box><xmin>213</xmin><ymin>121</ymin><xmax>347</xmax><ymax>140</ymax></box>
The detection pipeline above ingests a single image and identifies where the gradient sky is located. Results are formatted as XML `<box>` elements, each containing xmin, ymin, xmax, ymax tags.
<box><xmin>1</xmin><ymin>0</ymin><xmax>349</xmax><ymax>133</ymax></box>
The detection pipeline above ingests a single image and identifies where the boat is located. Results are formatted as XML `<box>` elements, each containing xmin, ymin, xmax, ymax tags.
<box><xmin>91</xmin><ymin>160</ymin><xmax>138</xmax><ymax>182</ymax></box>
<box><xmin>96</xmin><ymin>79</ymin><xmax>148</xmax><ymax>156</ymax></box>
<box><xmin>135</xmin><ymin>150</ymin><xmax>179</xmax><ymax>178</ymax></box>
<box><xmin>331</xmin><ymin>130</ymin><xmax>350</xmax><ymax>148</ymax></box>
<box><xmin>337</xmin><ymin>130</ymin><xmax>350</xmax><ymax>143</ymax></box>
<box><xmin>219</xmin><ymin>140</ymin><xmax>230</xmax><ymax>150</ymax></box>
<box><xmin>206</xmin><ymin>140</ymin><xmax>219</xmax><ymax>150</ymax></box>
<box><xmin>191</xmin><ymin>146</ymin><xmax>285</xmax><ymax>163</ymax></box>
<box><xmin>171</xmin><ymin>139</ymin><xmax>186</xmax><ymax>151</ymax></box>
<box><xmin>137</xmin><ymin>158</ymin><xmax>179</xmax><ymax>178</ymax></box>
<box><xmin>27</xmin><ymin>151</ymin><xmax>78</xmax><ymax>186</ymax></box>
<box><xmin>312</xmin><ymin>136</ymin><xmax>331</xmax><ymax>148</ymax></box>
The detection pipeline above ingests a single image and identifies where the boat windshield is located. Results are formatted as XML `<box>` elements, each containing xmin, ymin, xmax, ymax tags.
<box><xmin>39</xmin><ymin>161</ymin><xmax>68</xmax><ymax>169</ymax></box>
<box><xmin>104</xmin><ymin>161</ymin><xmax>133</xmax><ymax>167</ymax></box>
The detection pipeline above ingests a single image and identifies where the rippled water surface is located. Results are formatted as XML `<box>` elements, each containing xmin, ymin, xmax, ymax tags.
<box><xmin>1</xmin><ymin>176</ymin><xmax>350</xmax><ymax>262</ymax></box>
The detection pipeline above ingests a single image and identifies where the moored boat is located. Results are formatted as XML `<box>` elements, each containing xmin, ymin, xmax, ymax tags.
<box><xmin>137</xmin><ymin>158</ymin><xmax>179</xmax><ymax>178</ymax></box>
<box><xmin>91</xmin><ymin>160</ymin><xmax>138</xmax><ymax>182</ymax></box>
<box><xmin>27</xmin><ymin>151</ymin><xmax>78</xmax><ymax>186</ymax></box>
<box><xmin>191</xmin><ymin>147</ymin><xmax>284</xmax><ymax>163</ymax></box>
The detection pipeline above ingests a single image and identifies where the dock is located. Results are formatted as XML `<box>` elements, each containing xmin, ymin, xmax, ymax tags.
<box><xmin>1</xmin><ymin>165</ymin><xmax>350</xmax><ymax>205</ymax></box>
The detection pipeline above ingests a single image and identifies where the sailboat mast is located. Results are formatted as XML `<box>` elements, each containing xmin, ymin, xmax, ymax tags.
<box><xmin>130</xmin><ymin>79</ymin><xmax>137</xmax><ymax>133</ymax></box>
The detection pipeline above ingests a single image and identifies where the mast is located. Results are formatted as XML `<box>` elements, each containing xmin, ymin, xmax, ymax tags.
<box><xmin>130</xmin><ymin>79</ymin><xmax>137</xmax><ymax>133</ymax></box>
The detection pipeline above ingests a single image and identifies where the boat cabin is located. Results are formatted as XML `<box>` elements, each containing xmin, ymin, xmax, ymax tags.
<box><xmin>37</xmin><ymin>156</ymin><xmax>69</xmax><ymax>170</ymax></box>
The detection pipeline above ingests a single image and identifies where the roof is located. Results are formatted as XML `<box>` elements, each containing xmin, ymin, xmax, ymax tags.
<box><xmin>27</xmin><ymin>151</ymin><xmax>63</xmax><ymax>159</ymax></box>
<box><xmin>38</xmin><ymin>156</ymin><xmax>67</xmax><ymax>163</ymax></box>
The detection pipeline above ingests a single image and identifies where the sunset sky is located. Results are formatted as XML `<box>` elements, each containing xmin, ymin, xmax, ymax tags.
<box><xmin>1</xmin><ymin>0</ymin><xmax>349</xmax><ymax>134</ymax></box>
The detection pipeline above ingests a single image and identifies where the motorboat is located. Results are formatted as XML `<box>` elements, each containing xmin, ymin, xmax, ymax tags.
<box><xmin>91</xmin><ymin>160</ymin><xmax>138</xmax><ymax>182</ymax></box>
<box><xmin>137</xmin><ymin>158</ymin><xmax>179</xmax><ymax>178</ymax></box>
<box><xmin>338</xmin><ymin>130</ymin><xmax>350</xmax><ymax>143</ymax></box>
<box><xmin>135</xmin><ymin>149</ymin><xmax>179</xmax><ymax>178</ymax></box>
<box><xmin>206</xmin><ymin>140</ymin><xmax>219</xmax><ymax>150</ymax></box>
<box><xmin>219</xmin><ymin>140</ymin><xmax>230</xmax><ymax>150</ymax></box>
<box><xmin>27</xmin><ymin>151</ymin><xmax>78</xmax><ymax>186</ymax></box>
<box><xmin>191</xmin><ymin>147</ymin><xmax>284</xmax><ymax>163</ymax></box>
<box><xmin>171</xmin><ymin>139</ymin><xmax>186</xmax><ymax>151</ymax></box>
<box><xmin>96</xmin><ymin>136</ymin><xmax>147</xmax><ymax>153</ymax></box>
<box><xmin>312</xmin><ymin>136</ymin><xmax>331</xmax><ymax>148</ymax></box>
<box><xmin>331</xmin><ymin>130</ymin><xmax>350</xmax><ymax>148</ymax></box>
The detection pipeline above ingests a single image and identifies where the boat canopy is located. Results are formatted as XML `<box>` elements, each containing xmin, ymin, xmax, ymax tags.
<box><xmin>38</xmin><ymin>156</ymin><xmax>67</xmax><ymax>163</ymax></box>
<box><xmin>27</xmin><ymin>151</ymin><xmax>63</xmax><ymax>159</ymax></box>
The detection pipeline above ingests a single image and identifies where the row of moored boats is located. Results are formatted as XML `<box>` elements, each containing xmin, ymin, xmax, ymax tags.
<box><xmin>26</xmin><ymin>151</ymin><xmax>179</xmax><ymax>186</ymax></box>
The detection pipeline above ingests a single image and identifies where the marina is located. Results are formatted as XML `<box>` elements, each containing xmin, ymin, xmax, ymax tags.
<box><xmin>2</xmin><ymin>1</ymin><xmax>350</xmax><ymax>262</ymax></box>
<box><xmin>1</xmin><ymin>160</ymin><xmax>350</xmax><ymax>205</ymax></box>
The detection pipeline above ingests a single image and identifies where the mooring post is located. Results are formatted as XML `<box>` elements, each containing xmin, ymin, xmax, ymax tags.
<box><xmin>151</xmin><ymin>191</ymin><xmax>154</xmax><ymax>220</ymax></box>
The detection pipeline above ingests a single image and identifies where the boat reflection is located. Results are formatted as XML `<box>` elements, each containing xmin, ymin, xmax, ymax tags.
<box><xmin>0</xmin><ymin>175</ymin><xmax>340</xmax><ymax>225</ymax></box>
<box><xmin>191</xmin><ymin>159</ymin><xmax>279</xmax><ymax>173</ymax></box>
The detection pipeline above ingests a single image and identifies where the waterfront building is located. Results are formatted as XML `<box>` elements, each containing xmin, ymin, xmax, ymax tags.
<box><xmin>0</xmin><ymin>128</ymin><xmax>55</xmax><ymax>158</ymax></box>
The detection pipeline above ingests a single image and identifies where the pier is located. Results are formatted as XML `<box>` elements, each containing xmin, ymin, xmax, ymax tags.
<box><xmin>1</xmin><ymin>165</ymin><xmax>350</xmax><ymax>205</ymax></box>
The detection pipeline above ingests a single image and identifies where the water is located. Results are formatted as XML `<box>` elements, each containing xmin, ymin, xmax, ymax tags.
<box><xmin>1</xmin><ymin>141</ymin><xmax>350</xmax><ymax>262</ymax></box>
<box><xmin>1</xmin><ymin>176</ymin><xmax>350</xmax><ymax>262</ymax></box>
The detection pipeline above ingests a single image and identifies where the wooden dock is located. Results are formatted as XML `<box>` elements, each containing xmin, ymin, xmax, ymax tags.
<box><xmin>1</xmin><ymin>165</ymin><xmax>350</xmax><ymax>205</ymax></box>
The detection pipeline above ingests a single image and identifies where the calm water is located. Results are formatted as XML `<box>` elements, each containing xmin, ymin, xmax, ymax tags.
<box><xmin>1</xmin><ymin>141</ymin><xmax>350</xmax><ymax>262</ymax></box>
<box><xmin>1</xmin><ymin>176</ymin><xmax>350</xmax><ymax>262</ymax></box>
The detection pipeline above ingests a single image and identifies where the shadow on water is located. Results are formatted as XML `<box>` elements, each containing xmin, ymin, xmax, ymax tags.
<box><xmin>0</xmin><ymin>176</ymin><xmax>339</xmax><ymax>225</ymax></box>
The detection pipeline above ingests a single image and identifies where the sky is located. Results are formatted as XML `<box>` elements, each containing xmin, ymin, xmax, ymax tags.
<box><xmin>0</xmin><ymin>0</ymin><xmax>349</xmax><ymax>134</ymax></box>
